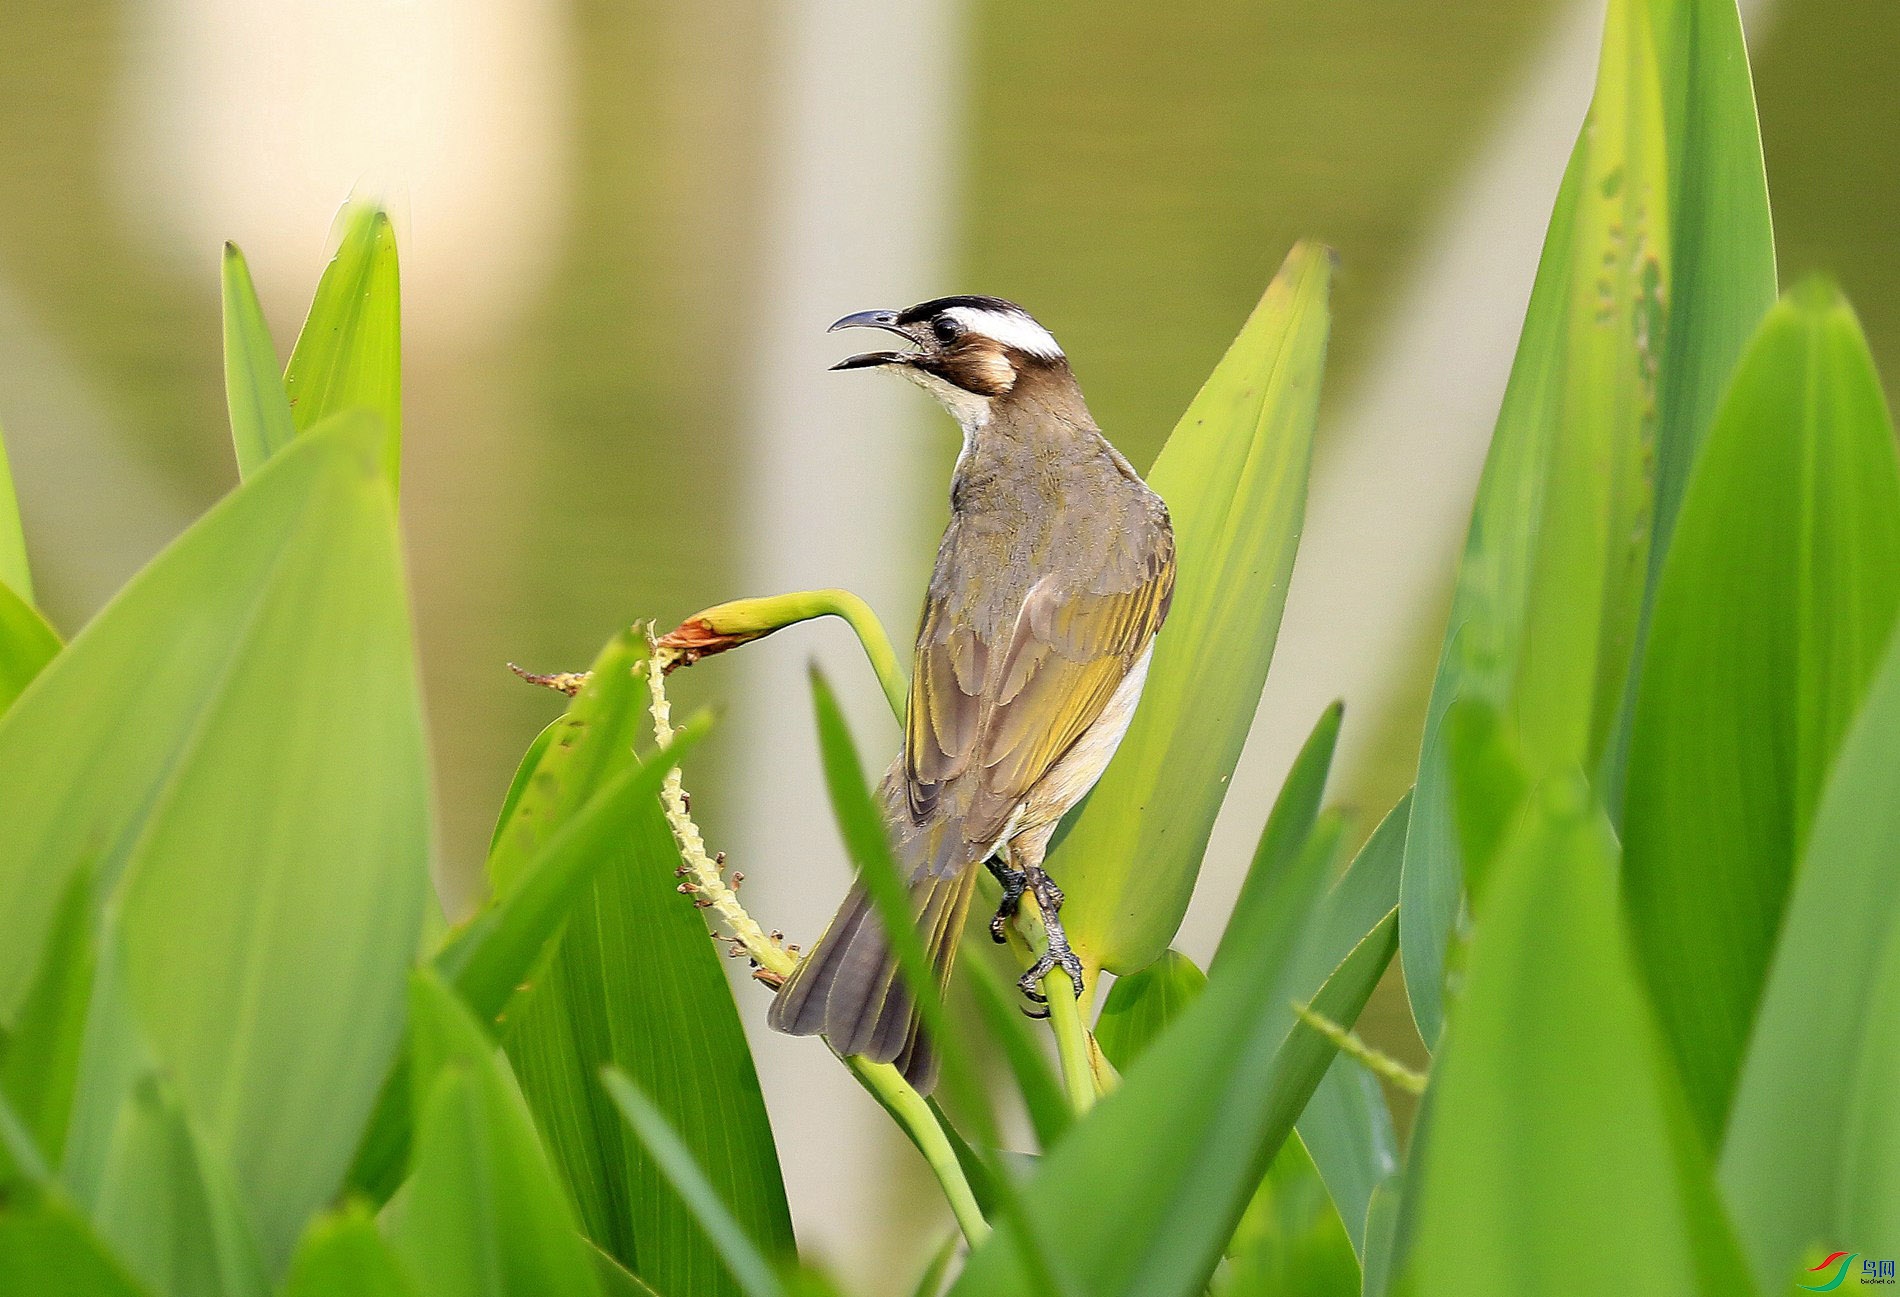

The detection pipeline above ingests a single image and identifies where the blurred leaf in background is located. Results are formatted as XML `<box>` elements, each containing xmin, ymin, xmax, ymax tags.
<box><xmin>0</xmin><ymin>414</ymin><xmax>430</xmax><ymax>1269</ymax></box>
<box><xmin>1394</xmin><ymin>779</ymin><xmax>1752</xmax><ymax>1297</ymax></box>
<box><xmin>1723</xmin><ymin>603</ymin><xmax>1900</xmax><ymax>1286</ymax></box>
<box><xmin>1401</xmin><ymin>0</ymin><xmax>1778</xmax><ymax>1044</ymax></box>
<box><xmin>220</xmin><ymin>243</ymin><xmax>297</xmax><ymax>480</ymax></box>
<box><xmin>1623</xmin><ymin>280</ymin><xmax>1900</xmax><ymax>1145</ymax></box>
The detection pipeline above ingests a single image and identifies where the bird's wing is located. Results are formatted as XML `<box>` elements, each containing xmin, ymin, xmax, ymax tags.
<box><xmin>904</xmin><ymin>520</ymin><xmax>1174</xmax><ymax>857</ymax></box>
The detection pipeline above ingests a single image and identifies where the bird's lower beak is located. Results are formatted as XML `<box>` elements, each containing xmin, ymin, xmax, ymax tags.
<box><xmin>828</xmin><ymin>309</ymin><xmax>917</xmax><ymax>371</ymax></box>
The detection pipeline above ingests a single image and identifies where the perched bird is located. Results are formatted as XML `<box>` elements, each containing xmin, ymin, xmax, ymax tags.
<box><xmin>766</xmin><ymin>297</ymin><xmax>1176</xmax><ymax>1093</ymax></box>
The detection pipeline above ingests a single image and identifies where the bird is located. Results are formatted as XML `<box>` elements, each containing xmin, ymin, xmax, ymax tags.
<box><xmin>765</xmin><ymin>296</ymin><xmax>1176</xmax><ymax>1094</ymax></box>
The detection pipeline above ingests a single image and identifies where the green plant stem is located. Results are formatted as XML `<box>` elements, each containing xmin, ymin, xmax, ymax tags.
<box><xmin>669</xmin><ymin>589</ymin><xmax>909</xmax><ymax>721</ymax></box>
<box><xmin>844</xmin><ymin>1055</ymin><xmax>991</xmax><ymax>1246</ymax></box>
<box><xmin>1045</xmin><ymin>973</ymin><xmax>1098</xmax><ymax>1115</ymax></box>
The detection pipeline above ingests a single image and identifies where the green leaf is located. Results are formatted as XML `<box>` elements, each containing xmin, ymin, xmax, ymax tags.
<box><xmin>90</xmin><ymin>1075</ymin><xmax>270</xmax><ymax>1297</ymax></box>
<box><xmin>0</xmin><ymin>419</ymin><xmax>32</xmax><ymax>605</ymax></box>
<box><xmin>1219</xmin><ymin>1135</ymin><xmax>1358</xmax><ymax>1297</ymax></box>
<box><xmin>488</xmin><ymin>718</ymin><xmax>563</xmax><ymax>858</ymax></box>
<box><xmin>589</xmin><ymin>1246</ymin><xmax>667</xmax><ymax>1297</ymax></box>
<box><xmin>1291</xmin><ymin>796</ymin><xmax>1407</xmax><ymax>1266</ymax></box>
<box><xmin>1216</xmin><ymin>703</ymin><xmax>1341</xmax><ymax>972</ymax></box>
<box><xmin>0</xmin><ymin>870</ymin><xmax>94</xmax><ymax>1170</ymax></box>
<box><xmin>1402</xmin><ymin>0</ymin><xmax>1671</xmax><ymax>1044</ymax></box>
<box><xmin>1094</xmin><ymin>947</ymin><xmax>1376</xmax><ymax>1293</ymax></box>
<box><xmin>1642</xmin><ymin>0</ymin><xmax>1778</xmax><ymax>584</ymax></box>
<box><xmin>393</xmin><ymin>972</ymin><xmax>602</xmax><ymax>1297</ymax></box>
<box><xmin>220</xmin><ymin>243</ymin><xmax>297</xmax><ymax>478</ymax></box>
<box><xmin>1623</xmin><ymin>282</ymin><xmax>1900</xmax><ymax>1144</ymax></box>
<box><xmin>281</xmin><ymin>1205</ymin><xmax>417</xmax><ymax>1297</ymax></box>
<box><xmin>439</xmin><ymin>719</ymin><xmax>711</xmax><ymax>1023</ymax></box>
<box><xmin>1050</xmin><ymin>241</ymin><xmax>1334</xmax><ymax>975</ymax></box>
<box><xmin>960</xmin><ymin>953</ymin><xmax>1070</xmax><ymax>1149</ymax></box>
<box><xmin>346</xmin><ymin>718</ymin><xmax>711</xmax><ymax>1205</ymax></box>
<box><xmin>0</xmin><ymin>1181</ymin><xmax>151</xmax><ymax>1297</ymax></box>
<box><xmin>0</xmin><ymin>414</ymin><xmax>430</xmax><ymax>1267</ymax></box>
<box><xmin>0</xmin><ymin>577</ymin><xmax>60</xmax><ymax>715</ymax></box>
<box><xmin>499</xmin><ymin>633</ymin><xmax>792</xmax><ymax>1294</ymax></box>
<box><xmin>1722</xmin><ymin>623</ymin><xmax>1900</xmax><ymax>1287</ymax></box>
<box><xmin>1094</xmin><ymin>951</ymin><xmax>1205</xmax><ymax>1073</ymax></box>
<box><xmin>950</xmin><ymin>775</ymin><xmax>1398</xmax><ymax>1296</ymax></box>
<box><xmin>602</xmin><ymin>1069</ymin><xmax>788</xmax><ymax>1297</ymax></box>
<box><xmin>284</xmin><ymin>204</ymin><xmax>401</xmax><ymax>486</ymax></box>
<box><xmin>1394</xmin><ymin>779</ymin><xmax>1752</xmax><ymax>1297</ymax></box>
<box><xmin>1358</xmin><ymin>1175</ymin><xmax>1403</xmax><ymax>1297</ymax></box>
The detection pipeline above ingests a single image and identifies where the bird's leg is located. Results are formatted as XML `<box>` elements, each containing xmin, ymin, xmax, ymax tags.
<box><xmin>983</xmin><ymin>852</ymin><xmax>1028</xmax><ymax>944</ymax></box>
<box><xmin>1018</xmin><ymin>866</ymin><xmax>1086</xmax><ymax>1003</ymax></box>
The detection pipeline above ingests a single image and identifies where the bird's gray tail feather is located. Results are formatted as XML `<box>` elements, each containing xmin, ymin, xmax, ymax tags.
<box><xmin>766</xmin><ymin>860</ymin><xmax>976</xmax><ymax>1095</ymax></box>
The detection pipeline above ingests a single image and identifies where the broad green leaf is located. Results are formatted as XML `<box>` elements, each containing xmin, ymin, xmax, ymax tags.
<box><xmin>1401</xmin><ymin>0</ymin><xmax>1670</xmax><ymax>1044</ymax></box>
<box><xmin>220</xmin><ymin>243</ymin><xmax>297</xmax><ymax>478</ymax></box>
<box><xmin>439</xmin><ymin>718</ymin><xmax>712</xmax><ymax>1020</ymax></box>
<box><xmin>346</xmin><ymin>717</ymin><xmax>711</xmax><ymax>1204</ymax></box>
<box><xmin>90</xmin><ymin>1075</ymin><xmax>269</xmax><ymax>1297</ymax></box>
<box><xmin>1094</xmin><ymin>947</ymin><xmax>1376</xmax><ymax>1292</ymax></box>
<box><xmin>0</xmin><ymin>577</ymin><xmax>59</xmax><ymax>715</ymax></box>
<box><xmin>1623</xmin><ymin>282</ymin><xmax>1900</xmax><ymax>1143</ymax></box>
<box><xmin>1723</xmin><ymin>624</ymin><xmax>1900</xmax><ymax>1287</ymax></box>
<box><xmin>1395</xmin><ymin>779</ymin><xmax>1752</xmax><ymax>1297</ymax></box>
<box><xmin>1219</xmin><ymin>1135</ymin><xmax>1358</xmax><ymax>1297</ymax></box>
<box><xmin>0</xmin><ymin>871</ymin><xmax>94</xmax><ymax>1170</ymax></box>
<box><xmin>950</xmin><ymin>772</ymin><xmax>1398</xmax><ymax>1296</ymax></box>
<box><xmin>281</xmin><ymin>1205</ymin><xmax>417</xmax><ymax>1297</ymax></box>
<box><xmin>500</xmin><ymin>633</ymin><xmax>792</xmax><ymax>1294</ymax></box>
<box><xmin>284</xmin><ymin>204</ymin><xmax>401</xmax><ymax>486</ymax></box>
<box><xmin>1642</xmin><ymin>0</ymin><xmax>1778</xmax><ymax>586</ymax></box>
<box><xmin>1051</xmin><ymin>241</ymin><xmax>1334</xmax><ymax>976</ymax></box>
<box><xmin>0</xmin><ymin>1181</ymin><xmax>150</xmax><ymax>1297</ymax></box>
<box><xmin>0</xmin><ymin>419</ymin><xmax>31</xmax><ymax>604</ymax></box>
<box><xmin>394</xmin><ymin>973</ymin><xmax>602</xmax><ymax>1297</ymax></box>
<box><xmin>1094</xmin><ymin>951</ymin><xmax>1205</xmax><ymax>1072</ymax></box>
<box><xmin>0</xmin><ymin>415</ymin><xmax>430</xmax><ymax>1267</ymax></box>
<box><xmin>603</xmin><ymin>1070</ymin><xmax>788</xmax><ymax>1297</ymax></box>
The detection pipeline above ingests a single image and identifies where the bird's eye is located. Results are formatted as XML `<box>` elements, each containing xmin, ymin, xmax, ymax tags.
<box><xmin>931</xmin><ymin>315</ymin><xmax>963</xmax><ymax>344</ymax></box>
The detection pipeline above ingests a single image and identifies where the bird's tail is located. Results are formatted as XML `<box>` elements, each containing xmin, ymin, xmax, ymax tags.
<box><xmin>766</xmin><ymin>858</ymin><xmax>977</xmax><ymax>1095</ymax></box>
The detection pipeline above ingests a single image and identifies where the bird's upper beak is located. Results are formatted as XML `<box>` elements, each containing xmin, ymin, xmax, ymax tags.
<box><xmin>828</xmin><ymin>309</ymin><xmax>918</xmax><ymax>371</ymax></box>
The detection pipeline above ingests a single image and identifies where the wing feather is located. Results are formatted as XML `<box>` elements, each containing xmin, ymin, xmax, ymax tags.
<box><xmin>905</xmin><ymin>518</ymin><xmax>1174</xmax><ymax>855</ymax></box>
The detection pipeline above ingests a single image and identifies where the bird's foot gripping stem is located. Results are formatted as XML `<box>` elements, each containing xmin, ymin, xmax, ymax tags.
<box><xmin>984</xmin><ymin>854</ymin><xmax>1028</xmax><ymax>944</ymax></box>
<box><xmin>1017</xmin><ymin>867</ymin><xmax>1085</xmax><ymax>1015</ymax></box>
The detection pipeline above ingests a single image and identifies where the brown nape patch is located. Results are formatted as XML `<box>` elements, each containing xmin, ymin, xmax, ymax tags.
<box><xmin>937</xmin><ymin>340</ymin><xmax>1017</xmax><ymax>396</ymax></box>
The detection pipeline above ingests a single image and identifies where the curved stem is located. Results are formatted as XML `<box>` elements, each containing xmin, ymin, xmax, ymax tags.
<box><xmin>844</xmin><ymin>1056</ymin><xmax>991</xmax><ymax>1246</ymax></box>
<box><xmin>661</xmin><ymin>588</ymin><xmax>908</xmax><ymax>721</ymax></box>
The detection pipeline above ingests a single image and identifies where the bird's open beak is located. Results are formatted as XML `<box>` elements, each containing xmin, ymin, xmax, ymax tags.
<box><xmin>828</xmin><ymin>309</ymin><xmax>916</xmax><ymax>371</ymax></box>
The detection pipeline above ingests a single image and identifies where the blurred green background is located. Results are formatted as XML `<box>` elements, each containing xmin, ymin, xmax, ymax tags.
<box><xmin>1</xmin><ymin>0</ymin><xmax>1893</xmax><ymax>1287</ymax></box>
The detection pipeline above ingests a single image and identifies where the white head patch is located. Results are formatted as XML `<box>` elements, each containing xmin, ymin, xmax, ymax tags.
<box><xmin>941</xmin><ymin>306</ymin><xmax>1064</xmax><ymax>360</ymax></box>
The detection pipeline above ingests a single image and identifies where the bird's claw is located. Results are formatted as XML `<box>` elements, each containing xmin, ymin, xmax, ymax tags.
<box><xmin>1015</xmin><ymin>866</ymin><xmax>1086</xmax><ymax>1003</ymax></box>
<box><xmin>984</xmin><ymin>854</ymin><xmax>1028</xmax><ymax>945</ymax></box>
